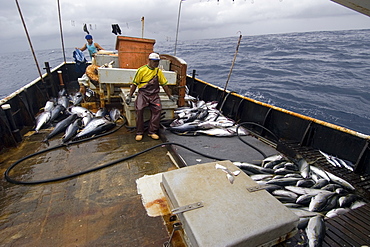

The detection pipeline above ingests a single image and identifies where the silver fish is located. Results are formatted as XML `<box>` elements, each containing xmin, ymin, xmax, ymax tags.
<box><xmin>272</xmin><ymin>189</ymin><xmax>298</xmax><ymax>199</ymax></box>
<box><xmin>58</xmin><ymin>95</ymin><xmax>70</xmax><ymax>109</ymax></box>
<box><xmin>168</xmin><ymin>122</ymin><xmax>199</xmax><ymax>133</ymax></box>
<box><xmin>274</xmin><ymin>167</ymin><xmax>296</xmax><ymax>175</ymax></box>
<box><xmin>71</xmin><ymin>92</ymin><xmax>83</xmax><ymax>106</ymax></box>
<box><xmin>289</xmin><ymin>208</ymin><xmax>321</xmax><ymax>218</ymax></box>
<box><xmin>325</xmin><ymin>170</ymin><xmax>355</xmax><ymax>191</ymax></box>
<box><xmin>63</xmin><ymin>119</ymin><xmax>82</xmax><ymax>143</ymax></box>
<box><xmin>249</xmin><ymin>174</ymin><xmax>274</xmax><ymax>181</ymax></box>
<box><xmin>306</xmin><ymin>216</ymin><xmax>325</xmax><ymax>247</ymax></box>
<box><xmin>296</xmin><ymin>179</ymin><xmax>316</xmax><ymax>188</ymax></box>
<box><xmin>285</xmin><ymin>186</ymin><xmax>333</xmax><ymax>196</ymax></box>
<box><xmin>69</xmin><ymin>106</ymin><xmax>92</xmax><ymax>118</ymax></box>
<box><xmin>35</xmin><ymin>111</ymin><xmax>51</xmax><ymax>132</ymax></box>
<box><xmin>309</xmin><ymin>192</ymin><xmax>335</xmax><ymax>212</ymax></box>
<box><xmin>350</xmin><ymin>200</ymin><xmax>366</xmax><ymax>210</ymax></box>
<box><xmin>309</xmin><ymin>166</ymin><xmax>331</xmax><ymax>182</ymax></box>
<box><xmin>49</xmin><ymin>104</ymin><xmax>66</xmax><ymax>123</ymax></box>
<box><xmin>298</xmin><ymin>158</ymin><xmax>310</xmax><ymax>179</ymax></box>
<box><xmin>311</xmin><ymin>178</ymin><xmax>329</xmax><ymax>189</ymax></box>
<box><xmin>43</xmin><ymin>114</ymin><xmax>78</xmax><ymax>143</ymax></box>
<box><xmin>338</xmin><ymin>194</ymin><xmax>357</xmax><ymax>208</ymax></box>
<box><xmin>73</xmin><ymin>118</ymin><xmax>115</xmax><ymax>140</ymax></box>
<box><xmin>95</xmin><ymin>107</ymin><xmax>108</xmax><ymax>118</ymax></box>
<box><xmin>262</xmin><ymin>154</ymin><xmax>284</xmax><ymax>167</ymax></box>
<box><xmin>109</xmin><ymin>108</ymin><xmax>121</xmax><ymax>122</ymax></box>
<box><xmin>43</xmin><ymin>100</ymin><xmax>55</xmax><ymax>112</ymax></box>
<box><xmin>266</xmin><ymin>177</ymin><xmax>301</xmax><ymax>186</ymax></box>
<box><xmin>234</xmin><ymin>162</ymin><xmax>275</xmax><ymax>174</ymax></box>
<box><xmin>325</xmin><ymin>207</ymin><xmax>350</xmax><ymax>218</ymax></box>
<box><xmin>296</xmin><ymin>194</ymin><xmax>315</xmax><ymax>206</ymax></box>
<box><xmin>319</xmin><ymin>150</ymin><xmax>354</xmax><ymax>171</ymax></box>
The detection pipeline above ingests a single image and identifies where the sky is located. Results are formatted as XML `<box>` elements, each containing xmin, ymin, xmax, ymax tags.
<box><xmin>1</xmin><ymin>0</ymin><xmax>370</xmax><ymax>53</ymax></box>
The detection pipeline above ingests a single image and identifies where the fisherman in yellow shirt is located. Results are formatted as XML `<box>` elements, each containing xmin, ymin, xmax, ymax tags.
<box><xmin>126</xmin><ymin>53</ymin><xmax>176</xmax><ymax>141</ymax></box>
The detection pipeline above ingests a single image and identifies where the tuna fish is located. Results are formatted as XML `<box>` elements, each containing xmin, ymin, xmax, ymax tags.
<box><xmin>338</xmin><ymin>194</ymin><xmax>357</xmax><ymax>208</ymax></box>
<box><xmin>71</xmin><ymin>92</ymin><xmax>83</xmax><ymax>106</ymax></box>
<box><xmin>95</xmin><ymin>107</ymin><xmax>108</xmax><ymax>118</ymax></box>
<box><xmin>72</xmin><ymin>118</ymin><xmax>115</xmax><ymax>140</ymax></box>
<box><xmin>58</xmin><ymin>95</ymin><xmax>70</xmax><ymax>109</ymax></box>
<box><xmin>35</xmin><ymin>111</ymin><xmax>51</xmax><ymax>133</ymax></box>
<box><xmin>298</xmin><ymin>158</ymin><xmax>310</xmax><ymax>179</ymax></box>
<box><xmin>309</xmin><ymin>166</ymin><xmax>331</xmax><ymax>182</ymax></box>
<box><xmin>309</xmin><ymin>192</ymin><xmax>335</xmax><ymax>212</ymax></box>
<box><xmin>109</xmin><ymin>108</ymin><xmax>121</xmax><ymax>122</ymax></box>
<box><xmin>325</xmin><ymin>207</ymin><xmax>350</xmax><ymax>218</ymax></box>
<box><xmin>306</xmin><ymin>216</ymin><xmax>325</xmax><ymax>247</ymax></box>
<box><xmin>62</xmin><ymin>118</ymin><xmax>82</xmax><ymax>143</ymax></box>
<box><xmin>43</xmin><ymin>100</ymin><xmax>55</xmax><ymax>112</ymax></box>
<box><xmin>325</xmin><ymin>170</ymin><xmax>355</xmax><ymax>191</ymax></box>
<box><xmin>49</xmin><ymin>104</ymin><xmax>66</xmax><ymax>123</ymax></box>
<box><xmin>43</xmin><ymin>114</ymin><xmax>78</xmax><ymax>144</ymax></box>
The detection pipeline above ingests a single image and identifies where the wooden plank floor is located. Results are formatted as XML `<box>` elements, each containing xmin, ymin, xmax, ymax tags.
<box><xmin>323</xmin><ymin>203</ymin><xmax>370</xmax><ymax>247</ymax></box>
<box><xmin>0</xmin><ymin>122</ymin><xmax>176</xmax><ymax>247</ymax></box>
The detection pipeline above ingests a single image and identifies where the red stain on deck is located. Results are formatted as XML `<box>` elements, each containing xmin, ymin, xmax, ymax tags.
<box><xmin>145</xmin><ymin>197</ymin><xmax>170</xmax><ymax>216</ymax></box>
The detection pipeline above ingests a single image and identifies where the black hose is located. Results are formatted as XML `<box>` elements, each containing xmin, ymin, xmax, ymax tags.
<box><xmin>5</xmin><ymin>116</ymin><xmax>279</xmax><ymax>185</ymax></box>
<box><xmin>4</xmin><ymin>115</ymin><xmax>127</xmax><ymax>185</ymax></box>
<box><xmin>4</xmin><ymin>141</ymin><xmax>228</xmax><ymax>185</ymax></box>
<box><xmin>236</xmin><ymin>122</ymin><xmax>280</xmax><ymax>159</ymax></box>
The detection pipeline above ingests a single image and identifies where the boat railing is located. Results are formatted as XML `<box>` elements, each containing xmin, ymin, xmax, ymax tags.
<box><xmin>186</xmin><ymin>75</ymin><xmax>370</xmax><ymax>175</ymax></box>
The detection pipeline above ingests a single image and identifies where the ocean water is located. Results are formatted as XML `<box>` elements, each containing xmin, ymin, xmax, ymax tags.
<box><xmin>1</xmin><ymin>29</ymin><xmax>369</xmax><ymax>135</ymax></box>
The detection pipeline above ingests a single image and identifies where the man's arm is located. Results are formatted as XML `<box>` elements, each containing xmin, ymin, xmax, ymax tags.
<box><xmin>125</xmin><ymin>84</ymin><xmax>137</xmax><ymax>105</ymax></box>
<box><xmin>95</xmin><ymin>43</ymin><xmax>104</xmax><ymax>51</ymax></box>
<box><xmin>128</xmin><ymin>84</ymin><xmax>137</xmax><ymax>97</ymax></box>
<box><xmin>78</xmin><ymin>44</ymin><xmax>87</xmax><ymax>51</ymax></box>
<box><xmin>162</xmin><ymin>85</ymin><xmax>172</xmax><ymax>98</ymax></box>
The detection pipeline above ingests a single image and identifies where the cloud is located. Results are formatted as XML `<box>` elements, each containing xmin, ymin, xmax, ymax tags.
<box><xmin>0</xmin><ymin>0</ymin><xmax>369</xmax><ymax>53</ymax></box>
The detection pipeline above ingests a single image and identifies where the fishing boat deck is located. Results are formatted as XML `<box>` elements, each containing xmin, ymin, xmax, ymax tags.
<box><xmin>323</xmin><ymin>203</ymin><xmax>370</xmax><ymax>246</ymax></box>
<box><xmin>162</xmin><ymin>126</ymin><xmax>278</xmax><ymax>167</ymax></box>
<box><xmin>0</xmin><ymin>122</ymin><xmax>176</xmax><ymax>246</ymax></box>
<box><xmin>1</xmin><ymin>101</ymin><xmax>370</xmax><ymax>246</ymax></box>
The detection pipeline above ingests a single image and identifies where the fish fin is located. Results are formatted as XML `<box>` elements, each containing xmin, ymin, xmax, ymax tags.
<box><xmin>42</xmin><ymin>138</ymin><xmax>50</xmax><ymax>146</ymax></box>
<box><xmin>215</xmin><ymin>164</ymin><xmax>226</xmax><ymax>170</ymax></box>
<box><xmin>233</xmin><ymin>170</ymin><xmax>241</xmax><ymax>176</ymax></box>
<box><xmin>227</xmin><ymin>174</ymin><xmax>234</xmax><ymax>184</ymax></box>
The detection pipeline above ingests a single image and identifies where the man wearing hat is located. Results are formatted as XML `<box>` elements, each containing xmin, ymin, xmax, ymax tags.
<box><xmin>126</xmin><ymin>53</ymin><xmax>177</xmax><ymax>141</ymax></box>
<box><xmin>78</xmin><ymin>35</ymin><xmax>104</xmax><ymax>59</ymax></box>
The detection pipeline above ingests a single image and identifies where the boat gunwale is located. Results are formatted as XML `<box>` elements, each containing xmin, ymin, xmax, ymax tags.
<box><xmin>191</xmin><ymin>75</ymin><xmax>370</xmax><ymax>140</ymax></box>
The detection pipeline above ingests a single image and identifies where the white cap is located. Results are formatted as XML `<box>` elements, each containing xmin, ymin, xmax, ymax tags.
<box><xmin>148</xmin><ymin>53</ymin><xmax>160</xmax><ymax>60</ymax></box>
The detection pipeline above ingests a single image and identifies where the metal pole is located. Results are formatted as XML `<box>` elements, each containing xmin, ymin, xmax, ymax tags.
<box><xmin>222</xmin><ymin>33</ymin><xmax>242</xmax><ymax>98</ymax></box>
<box><xmin>141</xmin><ymin>16</ymin><xmax>145</xmax><ymax>38</ymax></box>
<box><xmin>218</xmin><ymin>33</ymin><xmax>242</xmax><ymax>111</ymax></box>
<box><xmin>174</xmin><ymin>0</ymin><xmax>184</xmax><ymax>56</ymax></box>
<box><xmin>57</xmin><ymin>0</ymin><xmax>66</xmax><ymax>63</ymax></box>
<box><xmin>15</xmin><ymin>0</ymin><xmax>44</xmax><ymax>83</ymax></box>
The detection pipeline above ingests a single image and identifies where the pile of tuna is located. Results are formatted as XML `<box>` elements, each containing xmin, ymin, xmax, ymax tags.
<box><xmin>34</xmin><ymin>89</ymin><xmax>121</xmax><ymax>144</ymax></box>
<box><xmin>167</xmin><ymin>100</ymin><xmax>249</xmax><ymax>137</ymax></box>
<box><xmin>233</xmin><ymin>154</ymin><xmax>366</xmax><ymax>246</ymax></box>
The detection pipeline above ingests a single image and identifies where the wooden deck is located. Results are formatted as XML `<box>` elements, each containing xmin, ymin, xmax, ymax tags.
<box><xmin>323</xmin><ymin>203</ymin><xmax>370</xmax><ymax>246</ymax></box>
<box><xmin>0</xmin><ymin>121</ymin><xmax>176</xmax><ymax>246</ymax></box>
<box><xmin>1</xmin><ymin>114</ymin><xmax>370</xmax><ymax>246</ymax></box>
